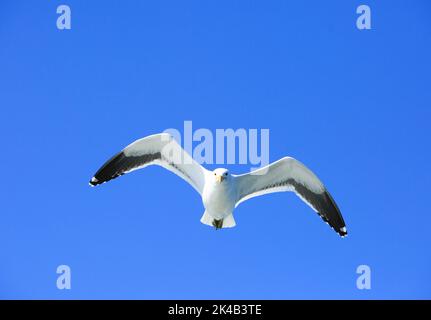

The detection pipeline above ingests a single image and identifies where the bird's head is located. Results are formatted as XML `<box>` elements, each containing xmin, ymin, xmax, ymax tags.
<box><xmin>213</xmin><ymin>168</ymin><xmax>229</xmax><ymax>184</ymax></box>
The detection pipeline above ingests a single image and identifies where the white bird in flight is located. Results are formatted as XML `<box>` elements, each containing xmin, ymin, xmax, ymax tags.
<box><xmin>89</xmin><ymin>133</ymin><xmax>347</xmax><ymax>237</ymax></box>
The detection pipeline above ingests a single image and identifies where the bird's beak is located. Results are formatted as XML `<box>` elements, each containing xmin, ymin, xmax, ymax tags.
<box><xmin>215</xmin><ymin>175</ymin><xmax>224</xmax><ymax>183</ymax></box>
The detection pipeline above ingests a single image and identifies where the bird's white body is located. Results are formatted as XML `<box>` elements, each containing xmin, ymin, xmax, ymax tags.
<box><xmin>202</xmin><ymin>171</ymin><xmax>237</xmax><ymax>221</ymax></box>
<box><xmin>90</xmin><ymin>133</ymin><xmax>347</xmax><ymax>236</ymax></box>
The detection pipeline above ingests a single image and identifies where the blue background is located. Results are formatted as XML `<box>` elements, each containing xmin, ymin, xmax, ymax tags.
<box><xmin>0</xmin><ymin>0</ymin><xmax>430</xmax><ymax>299</ymax></box>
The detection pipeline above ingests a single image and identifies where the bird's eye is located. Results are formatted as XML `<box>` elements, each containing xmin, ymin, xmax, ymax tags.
<box><xmin>214</xmin><ymin>173</ymin><xmax>216</xmax><ymax>175</ymax></box>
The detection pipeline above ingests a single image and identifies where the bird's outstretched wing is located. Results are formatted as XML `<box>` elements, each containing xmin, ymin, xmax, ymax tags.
<box><xmin>89</xmin><ymin>133</ymin><xmax>209</xmax><ymax>195</ymax></box>
<box><xmin>234</xmin><ymin>157</ymin><xmax>347</xmax><ymax>237</ymax></box>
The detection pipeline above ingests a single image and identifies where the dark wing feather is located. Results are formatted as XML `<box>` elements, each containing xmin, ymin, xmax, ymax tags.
<box><xmin>89</xmin><ymin>151</ymin><xmax>161</xmax><ymax>186</ymax></box>
<box><xmin>287</xmin><ymin>178</ymin><xmax>347</xmax><ymax>237</ymax></box>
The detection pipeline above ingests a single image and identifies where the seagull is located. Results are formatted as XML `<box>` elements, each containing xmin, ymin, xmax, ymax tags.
<box><xmin>89</xmin><ymin>133</ymin><xmax>347</xmax><ymax>237</ymax></box>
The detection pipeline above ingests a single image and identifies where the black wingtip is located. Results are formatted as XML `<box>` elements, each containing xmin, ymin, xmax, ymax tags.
<box><xmin>89</xmin><ymin>177</ymin><xmax>99</xmax><ymax>187</ymax></box>
<box><xmin>339</xmin><ymin>226</ymin><xmax>348</xmax><ymax>238</ymax></box>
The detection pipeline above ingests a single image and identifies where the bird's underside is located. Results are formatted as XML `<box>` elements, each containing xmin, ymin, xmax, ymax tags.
<box><xmin>89</xmin><ymin>133</ymin><xmax>348</xmax><ymax>237</ymax></box>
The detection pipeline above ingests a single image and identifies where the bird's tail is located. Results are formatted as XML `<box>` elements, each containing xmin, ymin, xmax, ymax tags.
<box><xmin>200</xmin><ymin>211</ymin><xmax>236</xmax><ymax>228</ymax></box>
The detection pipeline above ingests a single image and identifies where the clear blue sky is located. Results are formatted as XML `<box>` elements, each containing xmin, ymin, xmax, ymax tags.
<box><xmin>0</xmin><ymin>0</ymin><xmax>430</xmax><ymax>299</ymax></box>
